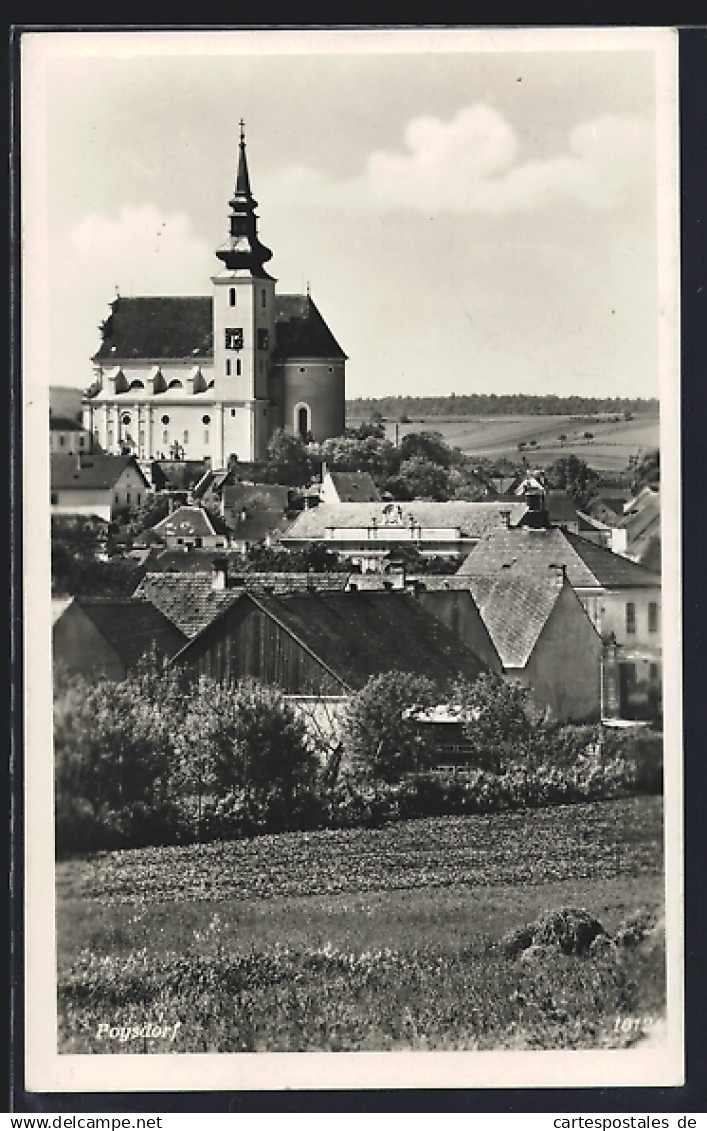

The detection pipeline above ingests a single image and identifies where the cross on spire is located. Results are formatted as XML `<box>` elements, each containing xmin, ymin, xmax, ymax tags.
<box><xmin>239</xmin><ymin>118</ymin><xmax>246</xmax><ymax>144</ymax></box>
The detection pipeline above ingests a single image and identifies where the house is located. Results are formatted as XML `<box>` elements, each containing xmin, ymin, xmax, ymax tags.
<box><xmin>618</xmin><ymin>490</ymin><xmax>660</xmax><ymax>570</ymax></box>
<box><xmin>466</xmin><ymin>574</ymin><xmax>602</xmax><ymax>722</ymax></box>
<box><xmin>50</xmin><ymin>415</ymin><xmax>95</xmax><ymax>455</ymax></box>
<box><xmin>136</xmin><ymin>504</ymin><xmax>231</xmax><ymax>550</ymax></box>
<box><xmin>576</xmin><ymin>510</ymin><xmax>628</xmax><ymax>555</ymax></box>
<box><xmin>170</xmin><ymin>588</ymin><xmax>488</xmax><ymax>695</ymax></box>
<box><xmin>50</xmin><ymin>452</ymin><xmax>150</xmax><ymax>521</ymax></box>
<box><xmin>319</xmin><ymin>469</ymin><xmax>380</xmax><ymax>505</ymax></box>
<box><xmin>53</xmin><ymin>598</ymin><xmax>187</xmax><ymax>681</ymax></box>
<box><xmin>458</xmin><ymin>526</ymin><xmax>661</xmax><ymax>720</ymax></box>
<box><xmin>280</xmin><ymin>500</ymin><xmax>529</xmax><ymax>571</ymax></box>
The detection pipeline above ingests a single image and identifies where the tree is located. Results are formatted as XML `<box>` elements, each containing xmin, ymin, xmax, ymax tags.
<box><xmin>399</xmin><ymin>430</ymin><xmax>455</xmax><ymax>468</ymax></box>
<box><xmin>263</xmin><ymin>430</ymin><xmax>313</xmax><ymax>486</ymax></box>
<box><xmin>629</xmin><ymin>449</ymin><xmax>659</xmax><ymax>493</ymax></box>
<box><xmin>546</xmin><ymin>454</ymin><xmax>600</xmax><ymax>509</ymax></box>
<box><xmin>342</xmin><ymin>671</ymin><xmax>438</xmax><ymax>782</ymax></box>
<box><xmin>383</xmin><ymin>456</ymin><xmax>451</xmax><ymax>501</ymax></box>
<box><xmin>452</xmin><ymin>672</ymin><xmax>538</xmax><ymax>773</ymax></box>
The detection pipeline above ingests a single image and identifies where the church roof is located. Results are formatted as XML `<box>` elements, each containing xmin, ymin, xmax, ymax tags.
<box><xmin>90</xmin><ymin>293</ymin><xmax>346</xmax><ymax>365</ymax></box>
<box><xmin>273</xmin><ymin>295</ymin><xmax>347</xmax><ymax>360</ymax></box>
<box><xmin>93</xmin><ymin>296</ymin><xmax>213</xmax><ymax>362</ymax></box>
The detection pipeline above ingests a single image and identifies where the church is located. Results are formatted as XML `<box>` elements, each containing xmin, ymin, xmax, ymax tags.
<box><xmin>82</xmin><ymin>123</ymin><xmax>347</xmax><ymax>466</ymax></box>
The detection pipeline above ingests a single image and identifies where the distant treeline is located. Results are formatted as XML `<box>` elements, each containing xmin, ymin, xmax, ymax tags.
<box><xmin>347</xmin><ymin>394</ymin><xmax>659</xmax><ymax>420</ymax></box>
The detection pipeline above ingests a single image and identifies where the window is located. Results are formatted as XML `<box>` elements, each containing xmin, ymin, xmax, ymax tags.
<box><xmin>626</xmin><ymin>602</ymin><xmax>636</xmax><ymax>635</ymax></box>
<box><xmin>138</xmin><ymin>430</ymin><xmax>145</xmax><ymax>446</ymax></box>
<box><xmin>121</xmin><ymin>413</ymin><xmax>131</xmax><ymax>426</ymax></box>
<box><xmin>649</xmin><ymin>663</ymin><xmax>659</xmax><ymax>681</ymax></box>
<box><xmin>261</xmin><ymin>289</ymin><xmax>266</xmax><ymax>308</ymax></box>
<box><xmin>183</xmin><ymin>430</ymin><xmax>189</xmax><ymax>444</ymax></box>
<box><xmin>226</xmin><ymin>359</ymin><xmax>231</xmax><ymax>376</ymax></box>
<box><xmin>114</xmin><ymin>492</ymin><xmax>119</xmax><ymax>504</ymax></box>
<box><xmin>236</xmin><ymin>359</ymin><xmax>242</xmax><ymax>376</ymax></box>
<box><xmin>204</xmin><ymin>429</ymin><xmax>210</xmax><ymax>445</ymax></box>
<box><xmin>648</xmin><ymin>602</ymin><xmax>659</xmax><ymax>633</ymax></box>
<box><xmin>59</xmin><ymin>434</ymin><xmax>65</xmax><ymax>446</ymax></box>
<box><xmin>202</xmin><ymin>414</ymin><xmax>211</xmax><ymax>425</ymax></box>
<box><xmin>126</xmin><ymin>492</ymin><xmax>131</xmax><ymax>505</ymax></box>
<box><xmin>258</xmin><ymin>328</ymin><xmax>269</xmax><ymax>350</ymax></box>
<box><xmin>136</xmin><ymin>493</ymin><xmax>141</xmax><ymax>506</ymax></box>
<box><xmin>107</xmin><ymin>430</ymin><xmax>114</xmax><ymax>446</ymax></box>
<box><xmin>229</xmin><ymin>287</ymin><xmax>236</xmax><ymax>307</ymax></box>
<box><xmin>231</xmin><ymin>409</ymin><xmax>237</xmax><ymax>418</ymax></box>
<box><xmin>78</xmin><ymin>435</ymin><xmax>85</xmax><ymax>447</ymax></box>
<box><xmin>50</xmin><ymin>493</ymin><xmax>57</xmax><ymax>505</ymax></box>
<box><xmin>161</xmin><ymin>414</ymin><xmax>170</xmax><ymax>425</ymax></box>
<box><xmin>162</xmin><ymin>429</ymin><xmax>169</xmax><ymax>446</ymax></box>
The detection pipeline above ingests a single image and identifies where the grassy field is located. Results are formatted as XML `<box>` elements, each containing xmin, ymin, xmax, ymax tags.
<box><xmin>373</xmin><ymin>414</ymin><xmax>659</xmax><ymax>472</ymax></box>
<box><xmin>57</xmin><ymin>797</ymin><xmax>665</xmax><ymax>1053</ymax></box>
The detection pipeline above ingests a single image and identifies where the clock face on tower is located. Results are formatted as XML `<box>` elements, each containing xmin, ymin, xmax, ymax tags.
<box><xmin>225</xmin><ymin>327</ymin><xmax>243</xmax><ymax>350</ymax></box>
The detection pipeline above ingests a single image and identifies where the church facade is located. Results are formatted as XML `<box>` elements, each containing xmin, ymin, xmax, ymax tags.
<box><xmin>82</xmin><ymin>125</ymin><xmax>346</xmax><ymax>466</ymax></box>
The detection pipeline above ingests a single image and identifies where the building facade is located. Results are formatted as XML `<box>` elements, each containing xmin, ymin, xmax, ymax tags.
<box><xmin>83</xmin><ymin>124</ymin><xmax>346</xmax><ymax>466</ymax></box>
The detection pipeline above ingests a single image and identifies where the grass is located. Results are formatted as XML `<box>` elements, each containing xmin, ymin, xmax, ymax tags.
<box><xmin>57</xmin><ymin>797</ymin><xmax>665</xmax><ymax>1053</ymax></box>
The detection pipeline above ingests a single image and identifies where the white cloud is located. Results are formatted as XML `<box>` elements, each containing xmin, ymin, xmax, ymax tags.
<box><xmin>262</xmin><ymin>105</ymin><xmax>653</xmax><ymax>215</ymax></box>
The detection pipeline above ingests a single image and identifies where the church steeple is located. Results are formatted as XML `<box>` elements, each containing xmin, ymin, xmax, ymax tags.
<box><xmin>216</xmin><ymin>121</ymin><xmax>273</xmax><ymax>276</ymax></box>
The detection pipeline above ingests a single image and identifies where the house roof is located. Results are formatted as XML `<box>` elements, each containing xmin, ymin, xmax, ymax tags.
<box><xmin>458</xmin><ymin>526</ymin><xmax>660</xmax><ymax>590</ymax></box>
<box><xmin>467</xmin><ymin>574</ymin><xmax>569</xmax><ymax>669</ymax></box>
<box><xmin>282</xmin><ymin>500</ymin><xmax>528</xmax><ymax>541</ymax></box>
<box><xmin>325</xmin><ymin>471</ymin><xmax>380</xmax><ymax>502</ymax></box>
<box><xmin>145</xmin><ymin>505</ymin><xmax>231</xmax><ymax>541</ymax></box>
<box><xmin>90</xmin><ymin>293</ymin><xmax>346</xmax><ymax>366</ymax></box>
<box><xmin>134</xmin><ymin>570</ymin><xmax>352</xmax><ymax>637</ymax></box>
<box><xmin>58</xmin><ymin>600</ymin><xmax>187</xmax><ymax>667</ymax></box>
<box><xmin>175</xmin><ymin>589</ymin><xmax>486</xmax><ymax>691</ymax></box>
<box><xmin>544</xmin><ymin>490</ymin><xmax>578</xmax><ymax>525</ymax></box>
<box><xmin>222</xmin><ymin>483</ymin><xmax>290</xmax><ymax>511</ymax></box>
<box><xmin>50</xmin><ymin>453</ymin><xmax>147</xmax><ymax>491</ymax></box>
<box><xmin>50</xmin><ymin>415</ymin><xmax>85</xmax><ymax>432</ymax></box>
<box><xmin>227</xmin><ymin>509</ymin><xmax>291</xmax><ymax>545</ymax></box>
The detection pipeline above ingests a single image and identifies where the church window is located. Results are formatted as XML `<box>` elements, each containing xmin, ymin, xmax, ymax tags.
<box><xmin>202</xmin><ymin>415</ymin><xmax>211</xmax><ymax>425</ymax></box>
<box><xmin>295</xmin><ymin>403</ymin><xmax>311</xmax><ymax>439</ymax></box>
<box><xmin>162</xmin><ymin>430</ymin><xmax>169</xmax><ymax>445</ymax></box>
<box><xmin>229</xmin><ymin>287</ymin><xmax>236</xmax><ymax>307</ymax></box>
<box><xmin>121</xmin><ymin>413</ymin><xmax>131</xmax><ymax>426</ymax></box>
<box><xmin>139</xmin><ymin>430</ymin><xmax>145</xmax><ymax>446</ymax></box>
<box><xmin>236</xmin><ymin>359</ymin><xmax>242</xmax><ymax>376</ymax></box>
<box><xmin>161</xmin><ymin>415</ymin><xmax>170</xmax><ymax>425</ymax></box>
<box><xmin>183</xmin><ymin>430</ymin><xmax>189</xmax><ymax>444</ymax></box>
<box><xmin>261</xmin><ymin>289</ymin><xmax>266</xmax><ymax>308</ymax></box>
<box><xmin>204</xmin><ymin>430</ymin><xmax>210</xmax><ymax>445</ymax></box>
<box><xmin>107</xmin><ymin>430</ymin><xmax>114</xmax><ymax>445</ymax></box>
<box><xmin>226</xmin><ymin>359</ymin><xmax>231</xmax><ymax>376</ymax></box>
<box><xmin>231</xmin><ymin>409</ymin><xmax>237</xmax><ymax>417</ymax></box>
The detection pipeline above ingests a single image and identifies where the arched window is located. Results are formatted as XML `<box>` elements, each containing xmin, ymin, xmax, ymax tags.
<box><xmin>167</xmin><ymin>379</ymin><xmax>183</xmax><ymax>390</ymax></box>
<box><xmin>128</xmin><ymin>379</ymin><xmax>144</xmax><ymax>390</ymax></box>
<box><xmin>294</xmin><ymin>402</ymin><xmax>311</xmax><ymax>439</ymax></box>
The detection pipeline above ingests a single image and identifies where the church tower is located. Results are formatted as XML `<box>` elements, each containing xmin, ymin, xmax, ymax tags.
<box><xmin>212</xmin><ymin>122</ymin><xmax>276</xmax><ymax>462</ymax></box>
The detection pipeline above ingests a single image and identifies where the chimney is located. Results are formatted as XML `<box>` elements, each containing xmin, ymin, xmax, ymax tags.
<box><xmin>211</xmin><ymin>556</ymin><xmax>228</xmax><ymax>591</ymax></box>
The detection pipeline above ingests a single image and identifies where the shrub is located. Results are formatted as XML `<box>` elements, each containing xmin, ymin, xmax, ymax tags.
<box><xmin>342</xmin><ymin>672</ymin><xmax>439</xmax><ymax>783</ymax></box>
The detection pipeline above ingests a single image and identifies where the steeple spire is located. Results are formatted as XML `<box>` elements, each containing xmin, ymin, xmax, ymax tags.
<box><xmin>216</xmin><ymin>120</ymin><xmax>273</xmax><ymax>276</ymax></box>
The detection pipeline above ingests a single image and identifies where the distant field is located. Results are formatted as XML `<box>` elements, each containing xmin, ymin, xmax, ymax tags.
<box><xmin>352</xmin><ymin>414</ymin><xmax>660</xmax><ymax>472</ymax></box>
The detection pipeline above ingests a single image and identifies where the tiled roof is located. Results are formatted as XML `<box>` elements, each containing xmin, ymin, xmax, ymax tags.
<box><xmin>93</xmin><ymin>297</ymin><xmax>213</xmax><ymax>361</ymax></box>
<box><xmin>326</xmin><ymin>471</ymin><xmax>380</xmax><ymax>502</ymax></box>
<box><xmin>147</xmin><ymin>505</ymin><xmax>231</xmax><ymax>540</ymax></box>
<box><xmin>228</xmin><ymin>509</ymin><xmax>291</xmax><ymax>544</ymax></box>
<box><xmin>134</xmin><ymin>570</ymin><xmax>351</xmax><ymax>636</ymax></box>
<box><xmin>91</xmin><ymin>293</ymin><xmax>346</xmax><ymax>364</ymax></box>
<box><xmin>273</xmin><ymin>295</ymin><xmax>347</xmax><ymax>360</ymax></box>
<box><xmin>466</xmin><ymin>574</ymin><xmax>566</xmax><ymax>668</ymax></box>
<box><xmin>51</xmin><ymin>453</ymin><xmax>147</xmax><ymax>491</ymax></box>
<box><xmin>282</xmin><ymin>501</ymin><xmax>528</xmax><ymax>541</ymax></box>
<box><xmin>62</xmin><ymin>600</ymin><xmax>187</xmax><ymax>667</ymax></box>
<box><xmin>176</xmin><ymin>590</ymin><xmax>486</xmax><ymax>691</ymax></box>
<box><xmin>222</xmin><ymin>483</ymin><xmax>290</xmax><ymax>511</ymax></box>
<box><xmin>458</xmin><ymin>527</ymin><xmax>660</xmax><ymax>590</ymax></box>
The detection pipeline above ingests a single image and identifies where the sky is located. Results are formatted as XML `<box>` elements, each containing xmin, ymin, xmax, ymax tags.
<box><xmin>22</xmin><ymin>29</ymin><xmax>677</xmax><ymax>403</ymax></box>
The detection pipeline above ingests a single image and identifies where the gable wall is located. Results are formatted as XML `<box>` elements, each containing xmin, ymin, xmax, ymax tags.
<box><xmin>522</xmin><ymin>585</ymin><xmax>602</xmax><ymax>722</ymax></box>
<box><xmin>53</xmin><ymin>605</ymin><xmax>126</xmax><ymax>681</ymax></box>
